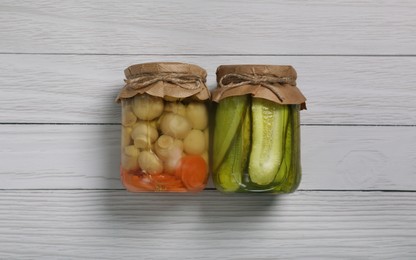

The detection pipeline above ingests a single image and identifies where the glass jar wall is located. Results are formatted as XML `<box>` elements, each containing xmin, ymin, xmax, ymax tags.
<box><xmin>213</xmin><ymin>96</ymin><xmax>301</xmax><ymax>193</ymax></box>
<box><xmin>212</xmin><ymin>64</ymin><xmax>306</xmax><ymax>193</ymax></box>
<box><xmin>117</xmin><ymin>62</ymin><xmax>210</xmax><ymax>192</ymax></box>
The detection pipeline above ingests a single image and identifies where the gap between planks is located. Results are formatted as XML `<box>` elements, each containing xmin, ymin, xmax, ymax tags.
<box><xmin>2</xmin><ymin>52</ymin><xmax>416</xmax><ymax>57</ymax></box>
<box><xmin>0</xmin><ymin>189</ymin><xmax>414</xmax><ymax>192</ymax></box>
<box><xmin>0</xmin><ymin>123</ymin><xmax>415</xmax><ymax>127</ymax></box>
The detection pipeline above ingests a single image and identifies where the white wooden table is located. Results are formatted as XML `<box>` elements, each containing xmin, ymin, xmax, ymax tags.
<box><xmin>1</xmin><ymin>1</ymin><xmax>415</xmax><ymax>259</ymax></box>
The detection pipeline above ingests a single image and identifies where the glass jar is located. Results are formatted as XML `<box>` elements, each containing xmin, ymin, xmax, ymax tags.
<box><xmin>212</xmin><ymin>65</ymin><xmax>306</xmax><ymax>193</ymax></box>
<box><xmin>116</xmin><ymin>62</ymin><xmax>210</xmax><ymax>192</ymax></box>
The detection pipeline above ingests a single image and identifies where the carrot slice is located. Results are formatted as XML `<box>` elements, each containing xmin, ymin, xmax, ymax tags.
<box><xmin>175</xmin><ymin>155</ymin><xmax>208</xmax><ymax>192</ymax></box>
<box><xmin>121</xmin><ymin>165</ymin><xmax>197</xmax><ymax>192</ymax></box>
<box><xmin>150</xmin><ymin>174</ymin><xmax>187</xmax><ymax>192</ymax></box>
<box><xmin>151</xmin><ymin>174</ymin><xmax>182</xmax><ymax>186</ymax></box>
<box><xmin>121</xmin><ymin>166</ymin><xmax>156</xmax><ymax>191</ymax></box>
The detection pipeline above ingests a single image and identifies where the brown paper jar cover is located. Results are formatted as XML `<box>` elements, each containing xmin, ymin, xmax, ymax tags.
<box><xmin>116</xmin><ymin>62</ymin><xmax>210</xmax><ymax>102</ymax></box>
<box><xmin>213</xmin><ymin>64</ymin><xmax>306</xmax><ymax>108</ymax></box>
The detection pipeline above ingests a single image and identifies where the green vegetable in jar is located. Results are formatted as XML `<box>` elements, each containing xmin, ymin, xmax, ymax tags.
<box><xmin>212</xmin><ymin>95</ymin><xmax>248</xmax><ymax>172</ymax></box>
<box><xmin>248</xmin><ymin>98</ymin><xmax>289</xmax><ymax>186</ymax></box>
<box><xmin>215</xmin><ymin>104</ymin><xmax>251</xmax><ymax>192</ymax></box>
<box><xmin>213</xmin><ymin>96</ymin><xmax>297</xmax><ymax>192</ymax></box>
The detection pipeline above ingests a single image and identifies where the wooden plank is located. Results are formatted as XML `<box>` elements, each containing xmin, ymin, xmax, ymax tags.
<box><xmin>0</xmin><ymin>124</ymin><xmax>415</xmax><ymax>190</ymax></box>
<box><xmin>1</xmin><ymin>55</ymin><xmax>416</xmax><ymax>125</ymax></box>
<box><xmin>1</xmin><ymin>0</ymin><xmax>416</xmax><ymax>55</ymax></box>
<box><xmin>0</xmin><ymin>190</ymin><xmax>414</xmax><ymax>259</ymax></box>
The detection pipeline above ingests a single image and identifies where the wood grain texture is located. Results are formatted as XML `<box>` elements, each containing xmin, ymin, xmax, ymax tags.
<box><xmin>1</xmin><ymin>0</ymin><xmax>416</xmax><ymax>256</ymax></box>
<box><xmin>1</xmin><ymin>54</ymin><xmax>416</xmax><ymax>125</ymax></box>
<box><xmin>0</xmin><ymin>190</ymin><xmax>415</xmax><ymax>259</ymax></box>
<box><xmin>1</xmin><ymin>0</ymin><xmax>416</xmax><ymax>55</ymax></box>
<box><xmin>1</xmin><ymin>124</ymin><xmax>415</xmax><ymax>190</ymax></box>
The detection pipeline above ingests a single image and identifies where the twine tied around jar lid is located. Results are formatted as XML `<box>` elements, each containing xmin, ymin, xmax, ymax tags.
<box><xmin>116</xmin><ymin>62</ymin><xmax>210</xmax><ymax>102</ymax></box>
<box><xmin>125</xmin><ymin>72</ymin><xmax>204</xmax><ymax>90</ymax></box>
<box><xmin>218</xmin><ymin>73</ymin><xmax>296</xmax><ymax>102</ymax></box>
<box><xmin>213</xmin><ymin>64</ymin><xmax>306</xmax><ymax>109</ymax></box>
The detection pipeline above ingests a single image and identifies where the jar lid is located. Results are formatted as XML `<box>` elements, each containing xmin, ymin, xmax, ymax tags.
<box><xmin>116</xmin><ymin>62</ymin><xmax>210</xmax><ymax>102</ymax></box>
<box><xmin>213</xmin><ymin>64</ymin><xmax>306</xmax><ymax>107</ymax></box>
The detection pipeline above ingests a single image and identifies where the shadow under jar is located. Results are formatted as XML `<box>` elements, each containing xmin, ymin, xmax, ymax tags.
<box><xmin>212</xmin><ymin>65</ymin><xmax>307</xmax><ymax>193</ymax></box>
<box><xmin>116</xmin><ymin>62</ymin><xmax>210</xmax><ymax>192</ymax></box>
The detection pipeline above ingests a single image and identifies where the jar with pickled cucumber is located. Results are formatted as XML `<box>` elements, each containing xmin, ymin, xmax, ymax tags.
<box><xmin>116</xmin><ymin>62</ymin><xmax>210</xmax><ymax>192</ymax></box>
<box><xmin>212</xmin><ymin>65</ymin><xmax>307</xmax><ymax>193</ymax></box>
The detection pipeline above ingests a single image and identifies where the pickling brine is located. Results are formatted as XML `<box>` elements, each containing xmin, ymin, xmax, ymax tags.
<box><xmin>213</xmin><ymin>97</ymin><xmax>301</xmax><ymax>193</ymax></box>
<box><xmin>116</xmin><ymin>62</ymin><xmax>210</xmax><ymax>192</ymax></box>
<box><xmin>212</xmin><ymin>65</ymin><xmax>306</xmax><ymax>193</ymax></box>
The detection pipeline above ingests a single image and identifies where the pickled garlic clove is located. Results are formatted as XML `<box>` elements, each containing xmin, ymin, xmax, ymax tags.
<box><xmin>184</xmin><ymin>129</ymin><xmax>205</xmax><ymax>155</ymax></box>
<box><xmin>124</xmin><ymin>145</ymin><xmax>140</xmax><ymax>157</ymax></box>
<box><xmin>131</xmin><ymin>121</ymin><xmax>159</xmax><ymax>149</ymax></box>
<box><xmin>154</xmin><ymin>135</ymin><xmax>183</xmax><ymax>159</ymax></box>
<box><xmin>132</xmin><ymin>94</ymin><xmax>164</xmax><ymax>120</ymax></box>
<box><xmin>160</xmin><ymin>113</ymin><xmax>191</xmax><ymax>139</ymax></box>
<box><xmin>121</xmin><ymin>99</ymin><xmax>138</xmax><ymax>127</ymax></box>
<box><xmin>121</xmin><ymin>145</ymin><xmax>140</xmax><ymax>170</ymax></box>
<box><xmin>186</xmin><ymin>102</ymin><xmax>208</xmax><ymax>130</ymax></box>
<box><xmin>122</xmin><ymin>112</ymin><xmax>137</xmax><ymax>127</ymax></box>
<box><xmin>164</xmin><ymin>102</ymin><xmax>187</xmax><ymax>117</ymax></box>
<box><xmin>121</xmin><ymin>126</ymin><xmax>133</xmax><ymax>148</ymax></box>
<box><xmin>138</xmin><ymin>151</ymin><xmax>164</xmax><ymax>174</ymax></box>
<box><xmin>154</xmin><ymin>135</ymin><xmax>184</xmax><ymax>174</ymax></box>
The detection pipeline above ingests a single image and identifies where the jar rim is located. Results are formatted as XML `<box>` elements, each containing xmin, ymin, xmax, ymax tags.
<box><xmin>216</xmin><ymin>64</ymin><xmax>297</xmax><ymax>83</ymax></box>
<box><xmin>124</xmin><ymin>62</ymin><xmax>207</xmax><ymax>80</ymax></box>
